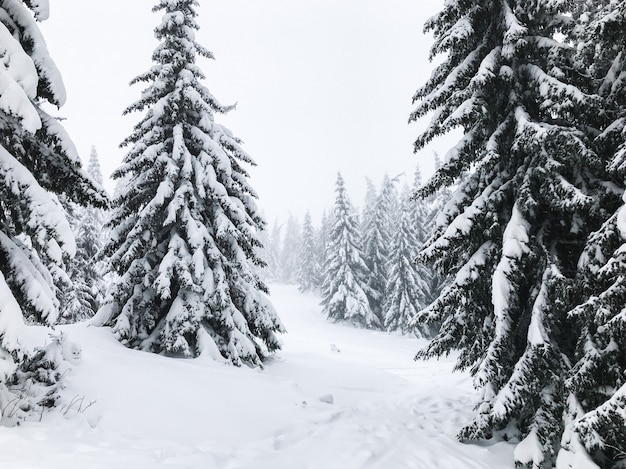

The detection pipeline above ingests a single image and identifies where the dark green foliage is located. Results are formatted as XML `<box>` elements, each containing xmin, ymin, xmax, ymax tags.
<box><xmin>410</xmin><ymin>0</ymin><xmax>624</xmax><ymax>466</ymax></box>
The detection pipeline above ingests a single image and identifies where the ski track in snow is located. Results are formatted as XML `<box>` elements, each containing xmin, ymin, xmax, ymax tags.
<box><xmin>0</xmin><ymin>285</ymin><xmax>514</xmax><ymax>468</ymax></box>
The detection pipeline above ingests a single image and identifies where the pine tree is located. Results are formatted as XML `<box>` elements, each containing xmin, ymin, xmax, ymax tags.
<box><xmin>60</xmin><ymin>147</ymin><xmax>107</xmax><ymax>323</ymax></box>
<box><xmin>383</xmin><ymin>196</ymin><xmax>430</xmax><ymax>334</ymax></box>
<box><xmin>321</xmin><ymin>173</ymin><xmax>377</xmax><ymax>328</ymax></box>
<box><xmin>0</xmin><ymin>0</ymin><xmax>107</xmax><ymax>420</ymax></box>
<box><xmin>94</xmin><ymin>0</ymin><xmax>284</xmax><ymax>366</ymax></box>
<box><xmin>409</xmin><ymin>1</ymin><xmax>619</xmax><ymax>466</ymax></box>
<box><xmin>297</xmin><ymin>211</ymin><xmax>321</xmax><ymax>292</ymax></box>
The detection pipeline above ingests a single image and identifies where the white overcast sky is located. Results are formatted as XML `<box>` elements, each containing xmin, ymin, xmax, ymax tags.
<box><xmin>40</xmin><ymin>0</ymin><xmax>450</xmax><ymax>224</ymax></box>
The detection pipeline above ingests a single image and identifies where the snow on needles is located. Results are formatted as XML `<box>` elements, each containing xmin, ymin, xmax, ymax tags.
<box><xmin>492</xmin><ymin>203</ymin><xmax>531</xmax><ymax>338</ymax></box>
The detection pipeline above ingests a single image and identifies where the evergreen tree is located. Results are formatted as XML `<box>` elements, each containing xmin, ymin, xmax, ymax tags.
<box><xmin>297</xmin><ymin>211</ymin><xmax>321</xmax><ymax>292</ymax></box>
<box><xmin>361</xmin><ymin>175</ymin><xmax>396</xmax><ymax>325</ymax></box>
<box><xmin>385</xmin><ymin>174</ymin><xmax>402</xmax><ymax>227</ymax></box>
<box><xmin>408</xmin><ymin>165</ymin><xmax>429</xmax><ymax>245</ymax></box>
<box><xmin>266</xmin><ymin>221</ymin><xmax>283</xmax><ymax>282</ymax></box>
<box><xmin>60</xmin><ymin>147</ymin><xmax>107</xmax><ymax>323</ymax></box>
<box><xmin>321</xmin><ymin>173</ymin><xmax>377</xmax><ymax>328</ymax></box>
<box><xmin>279</xmin><ymin>214</ymin><xmax>301</xmax><ymax>283</ymax></box>
<box><xmin>557</xmin><ymin>2</ymin><xmax>626</xmax><ymax>466</ymax></box>
<box><xmin>254</xmin><ymin>214</ymin><xmax>272</xmax><ymax>281</ymax></box>
<box><xmin>409</xmin><ymin>1</ymin><xmax>619</xmax><ymax>466</ymax></box>
<box><xmin>0</xmin><ymin>0</ymin><xmax>107</xmax><ymax>420</ymax></box>
<box><xmin>360</xmin><ymin>177</ymin><xmax>377</xmax><ymax>233</ymax></box>
<box><xmin>414</xmin><ymin>159</ymin><xmax>453</xmax><ymax>306</ymax></box>
<box><xmin>94</xmin><ymin>0</ymin><xmax>284</xmax><ymax>366</ymax></box>
<box><xmin>317</xmin><ymin>208</ymin><xmax>332</xmax><ymax>278</ymax></box>
<box><xmin>383</xmin><ymin>196</ymin><xmax>430</xmax><ymax>334</ymax></box>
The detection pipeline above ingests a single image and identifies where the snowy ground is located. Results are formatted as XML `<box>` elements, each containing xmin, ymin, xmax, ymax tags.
<box><xmin>0</xmin><ymin>285</ymin><xmax>515</xmax><ymax>468</ymax></box>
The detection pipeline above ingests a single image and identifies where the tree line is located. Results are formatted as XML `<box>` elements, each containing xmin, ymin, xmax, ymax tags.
<box><xmin>260</xmin><ymin>167</ymin><xmax>449</xmax><ymax>335</ymax></box>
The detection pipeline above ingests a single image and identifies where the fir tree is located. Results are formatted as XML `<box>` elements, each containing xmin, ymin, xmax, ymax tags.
<box><xmin>94</xmin><ymin>0</ymin><xmax>284</xmax><ymax>366</ymax></box>
<box><xmin>60</xmin><ymin>147</ymin><xmax>107</xmax><ymax>323</ymax></box>
<box><xmin>321</xmin><ymin>173</ymin><xmax>377</xmax><ymax>328</ymax></box>
<box><xmin>383</xmin><ymin>196</ymin><xmax>430</xmax><ymax>334</ymax></box>
<box><xmin>558</xmin><ymin>2</ymin><xmax>626</xmax><ymax>466</ymax></box>
<box><xmin>297</xmin><ymin>211</ymin><xmax>321</xmax><ymax>292</ymax></box>
<box><xmin>362</xmin><ymin>175</ymin><xmax>397</xmax><ymax>325</ymax></box>
<box><xmin>0</xmin><ymin>0</ymin><xmax>107</xmax><ymax>420</ymax></box>
<box><xmin>409</xmin><ymin>1</ymin><xmax>619</xmax><ymax>466</ymax></box>
<box><xmin>360</xmin><ymin>177</ymin><xmax>377</xmax><ymax>234</ymax></box>
<box><xmin>361</xmin><ymin>177</ymin><xmax>389</xmax><ymax>324</ymax></box>
<box><xmin>317</xmin><ymin>209</ymin><xmax>332</xmax><ymax>277</ymax></box>
<box><xmin>409</xmin><ymin>164</ymin><xmax>443</xmax><ymax>310</ymax></box>
<box><xmin>279</xmin><ymin>214</ymin><xmax>301</xmax><ymax>284</ymax></box>
<box><xmin>408</xmin><ymin>165</ymin><xmax>429</xmax><ymax>245</ymax></box>
<box><xmin>266</xmin><ymin>221</ymin><xmax>283</xmax><ymax>282</ymax></box>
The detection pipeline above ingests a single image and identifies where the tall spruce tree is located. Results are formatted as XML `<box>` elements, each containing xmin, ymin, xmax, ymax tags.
<box><xmin>321</xmin><ymin>173</ymin><xmax>377</xmax><ymax>328</ymax></box>
<box><xmin>317</xmin><ymin>208</ymin><xmax>332</xmax><ymax>277</ymax></box>
<box><xmin>383</xmin><ymin>195</ymin><xmax>430</xmax><ymax>334</ymax></box>
<box><xmin>360</xmin><ymin>177</ymin><xmax>377</xmax><ymax>234</ymax></box>
<box><xmin>409</xmin><ymin>1</ymin><xmax>619</xmax><ymax>466</ymax></box>
<box><xmin>361</xmin><ymin>175</ymin><xmax>395</xmax><ymax>325</ymax></box>
<box><xmin>266</xmin><ymin>221</ymin><xmax>283</xmax><ymax>282</ymax></box>
<box><xmin>94</xmin><ymin>0</ymin><xmax>284</xmax><ymax>366</ymax></box>
<box><xmin>297</xmin><ymin>211</ymin><xmax>321</xmax><ymax>293</ymax></box>
<box><xmin>420</xmin><ymin>156</ymin><xmax>454</xmax><ymax>305</ymax></box>
<box><xmin>409</xmin><ymin>165</ymin><xmax>429</xmax><ymax>245</ymax></box>
<box><xmin>0</xmin><ymin>0</ymin><xmax>107</xmax><ymax>419</ymax></box>
<box><xmin>279</xmin><ymin>214</ymin><xmax>301</xmax><ymax>284</ymax></box>
<box><xmin>60</xmin><ymin>146</ymin><xmax>107</xmax><ymax>323</ymax></box>
<box><xmin>0</xmin><ymin>3</ymin><xmax>109</xmax><ymax>328</ymax></box>
<box><xmin>557</xmin><ymin>2</ymin><xmax>626</xmax><ymax>467</ymax></box>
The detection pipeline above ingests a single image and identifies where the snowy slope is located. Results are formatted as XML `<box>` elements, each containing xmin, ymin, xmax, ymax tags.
<box><xmin>0</xmin><ymin>285</ymin><xmax>515</xmax><ymax>468</ymax></box>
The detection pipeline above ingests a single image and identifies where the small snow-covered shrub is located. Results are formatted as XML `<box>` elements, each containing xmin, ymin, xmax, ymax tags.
<box><xmin>0</xmin><ymin>332</ymin><xmax>76</xmax><ymax>425</ymax></box>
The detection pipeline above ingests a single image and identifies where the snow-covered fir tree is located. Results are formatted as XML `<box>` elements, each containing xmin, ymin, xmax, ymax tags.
<box><xmin>360</xmin><ymin>177</ymin><xmax>377</xmax><ymax>234</ymax></box>
<box><xmin>317</xmin><ymin>208</ymin><xmax>332</xmax><ymax>277</ymax></box>
<box><xmin>0</xmin><ymin>0</ymin><xmax>107</xmax><ymax>420</ymax></box>
<box><xmin>266</xmin><ymin>221</ymin><xmax>283</xmax><ymax>281</ymax></box>
<box><xmin>558</xmin><ymin>2</ymin><xmax>626</xmax><ymax>467</ymax></box>
<box><xmin>297</xmin><ymin>211</ymin><xmax>321</xmax><ymax>292</ymax></box>
<box><xmin>419</xmin><ymin>155</ymin><xmax>454</xmax><ymax>304</ymax></box>
<box><xmin>383</xmin><ymin>195</ymin><xmax>430</xmax><ymax>334</ymax></box>
<box><xmin>94</xmin><ymin>0</ymin><xmax>284</xmax><ymax>366</ymax></box>
<box><xmin>408</xmin><ymin>164</ymin><xmax>443</xmax><ymax>310</ymax></box>
<box><xmin>385</xmin><ymin>174</ymin><xmax>402</xmax><ymax>227</ymax></box>
<box><xmin>361</xmin><ymin>176</ymin><xmax>394</xmax><ymax>325</ymax></box>
<box><xmin>279</xmin><ymin>214</ymin><xmax>301</xmax><ymax>283</ymax></box>
<box><xmin>321</xmin><ymin>173</ymin><xmax>377</xmax><ymax>328</ymax></box>
<box><xmin>408</xmin><ymin>165</ymin><xmax>429</xmax><ymax>245</ymax></box>
<box><xmin>409</xmin><ymin>1</ymin><xmax>620</xmax><ymax>466</ymax></box>
<box><xmin>60</xmin><ymin>146</ymin><xmax>107</xmax><ymax>323</ymax></box>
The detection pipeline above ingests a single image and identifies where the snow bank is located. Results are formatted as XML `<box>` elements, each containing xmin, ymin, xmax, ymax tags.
<box><xmin>0</xmin><ymin>285</ymin><xmax>515</xmax><ymax>468</ymax></box>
